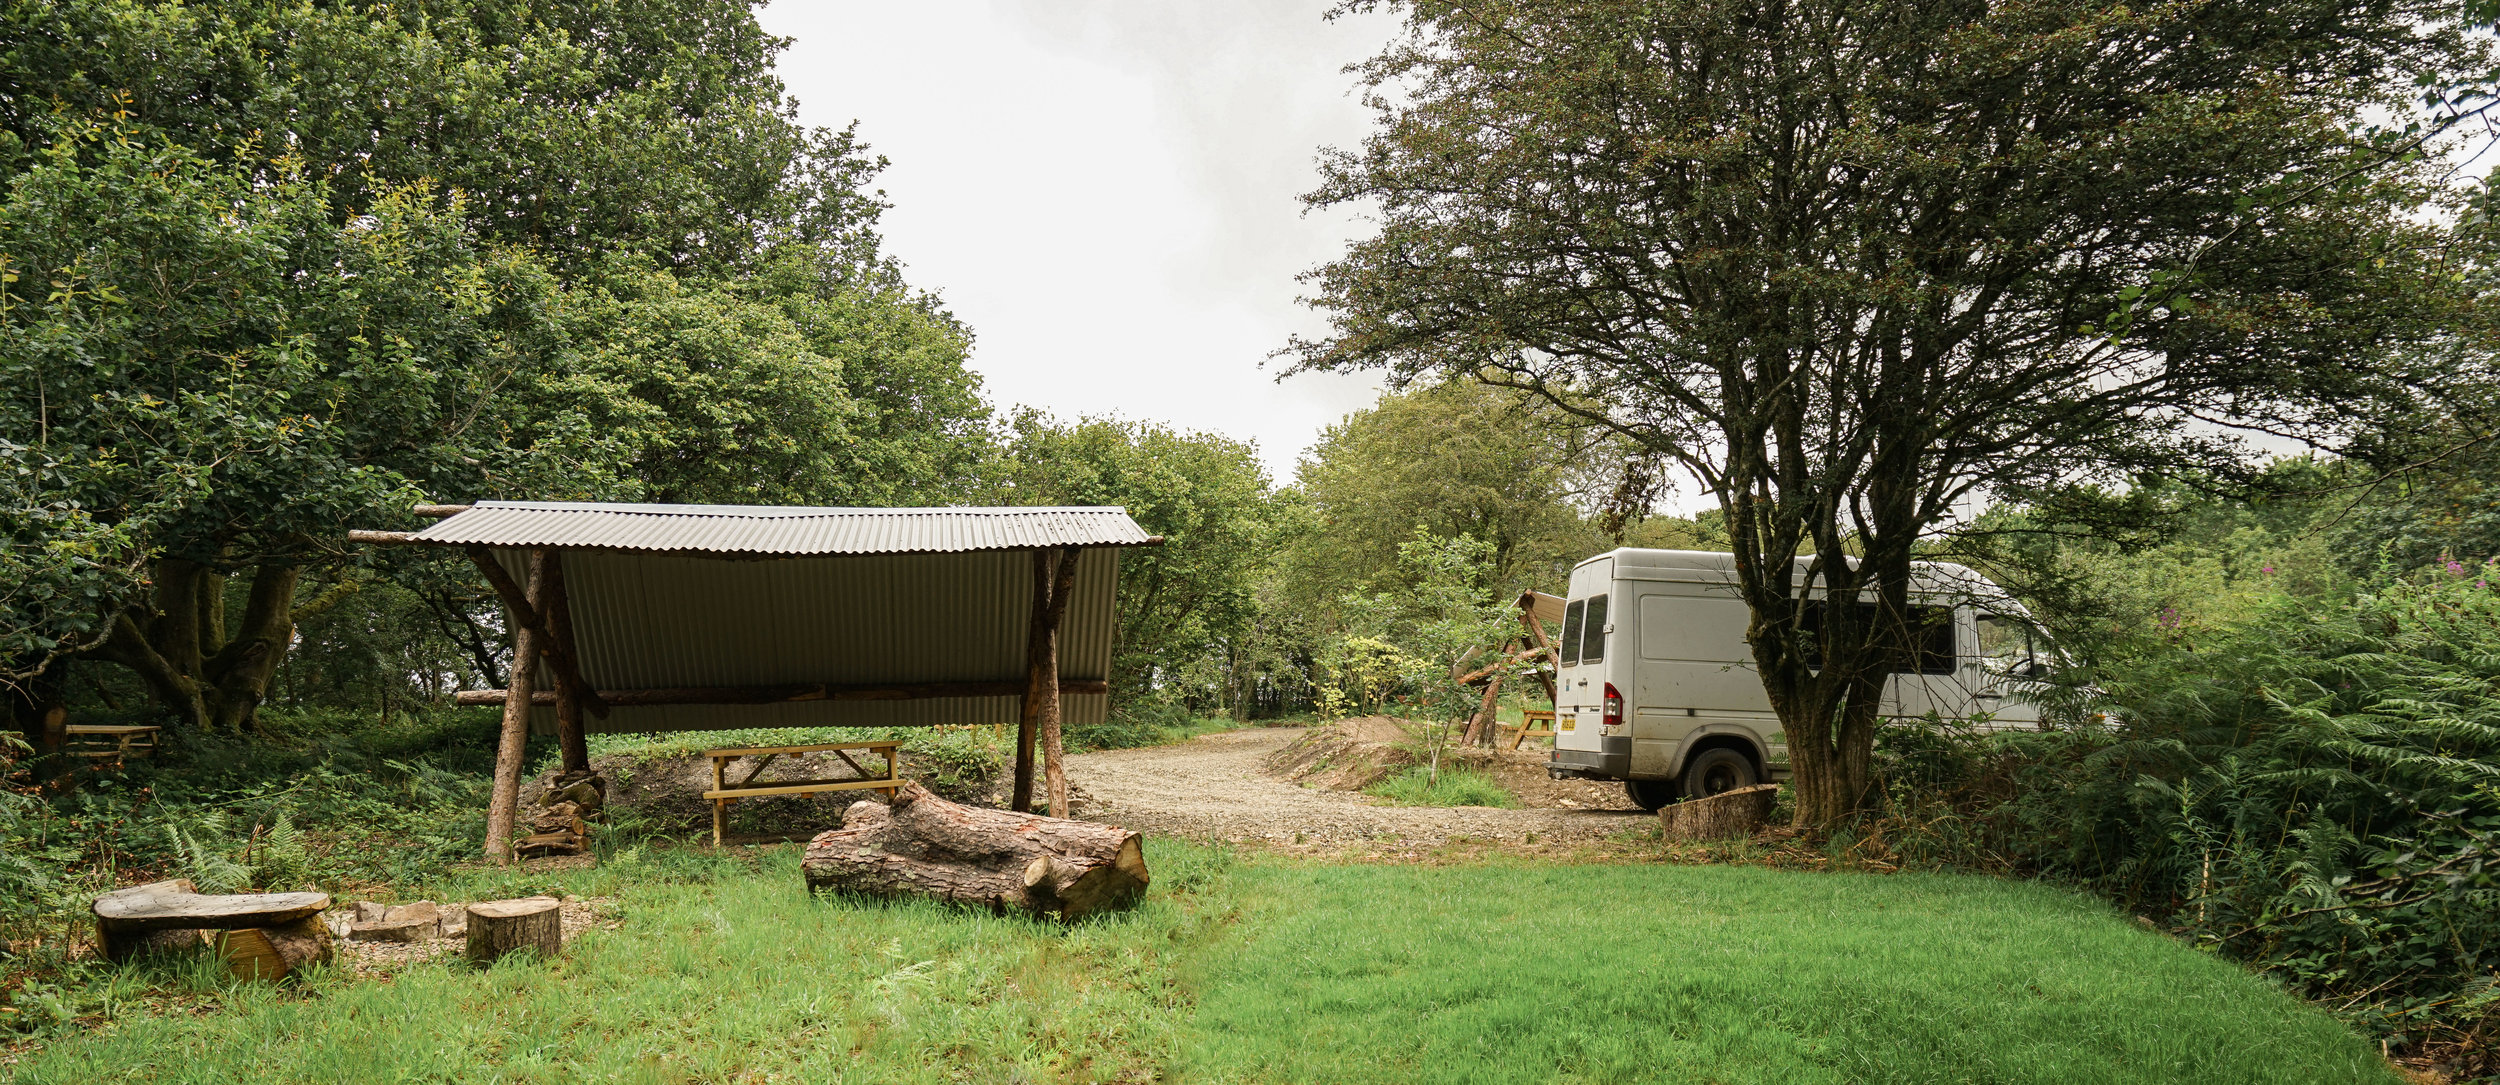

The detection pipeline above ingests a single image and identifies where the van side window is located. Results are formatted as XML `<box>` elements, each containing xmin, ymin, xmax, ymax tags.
<box><xmin>1801</xmin><ymin>601</ymin><xmax>1957</xmax><ymax>674</ymax></box>
<box><xmin>1559</xmin><ymin>599</ymin><xmax>1585</xmax><ymax>666</ymax></box>
<box><xmin>1580</xmin><ymin>594</ymin><xmax>1607</xmax><ymax>664</ymax></box>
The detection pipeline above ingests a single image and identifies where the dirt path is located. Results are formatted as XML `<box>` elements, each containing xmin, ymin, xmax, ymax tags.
<box><xmin>1067</xmin><ymin>727</ymin><xmax>1652</xmax><ymax>847</ymax></box>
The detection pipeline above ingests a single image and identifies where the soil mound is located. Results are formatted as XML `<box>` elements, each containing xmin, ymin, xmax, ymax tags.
<box><xmin>1264</xmin><ymin>717</ymin><xmax>1631</xmax><ymax>810</ymax></box>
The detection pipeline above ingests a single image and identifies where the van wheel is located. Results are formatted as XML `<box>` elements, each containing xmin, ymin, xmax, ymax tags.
<box><xmin>1678</xmin><ymin>748</ymin><xmax>1758</xmax><ymax>800</ymax></box>
<box><xmin>1623</xmin><ymin>779</ymin><xmax>1677</xmax><ymax>812</ymax></box>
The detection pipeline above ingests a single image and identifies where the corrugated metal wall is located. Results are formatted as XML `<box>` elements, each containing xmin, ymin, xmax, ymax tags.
<box><xmin>497</xmin><ymin>548</ymin><xmax>1117</xmax><ymax>733</ymax></box>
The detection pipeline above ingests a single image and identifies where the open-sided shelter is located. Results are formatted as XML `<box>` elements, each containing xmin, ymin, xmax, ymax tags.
<box><xmin>351</xmin><ymin>501</ymin><xmax>1158</xmax><ymax>859</ymax></box>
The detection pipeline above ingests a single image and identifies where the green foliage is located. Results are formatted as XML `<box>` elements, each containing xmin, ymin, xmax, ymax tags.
<box><xmin>1360</xmin><ymin>766</ymin><xmax>1518</xmax><ymax>808</ymax></box>
<box><xmin>986</xmin><ymin>413</ymin><xmax>1274</xmax><ymax>712</ymax></box>
<box><xmin>1884</xmin><ymin>568</ymin><xmax>2500</xmax><ymax>1065</ymax></box>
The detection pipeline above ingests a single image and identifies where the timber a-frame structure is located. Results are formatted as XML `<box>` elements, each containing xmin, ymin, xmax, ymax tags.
<box><xmin>352</xmin><ymin>501</ymin><xmax>1159</xmax><ymax>860</ymax></box>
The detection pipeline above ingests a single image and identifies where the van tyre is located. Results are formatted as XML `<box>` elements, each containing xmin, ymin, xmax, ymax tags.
<box><xmin>1623</xmin><ymin>779</ymin><xmax>1677</xmax><ymax>812</ymax></box>
<box><xmin>1678</xmin><ymin>747</ymin><xmax>1758</xmax><ymax>801</ymax></box>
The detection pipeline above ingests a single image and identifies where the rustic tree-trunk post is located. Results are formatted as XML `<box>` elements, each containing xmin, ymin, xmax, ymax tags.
<box><xmin>483</xmin><ymin>550</ymin><xmax>551</xmax><ymax>864</ymax></box>
<box><xmin>1040</xmin><ymin>547</ymin><xmax>1081</xmax><ymax>818</ymax></box>
<box><xmin>542</xmin><ymin>551</ymin><xmax>590</xmax><ymax>775</ymax></box>
<box><xmin>1014</xmin><ymin>548</ymin><xmax>1051</xmax><ymax>813</ymax></box>
<box><xmin>1461</xmin><ymin>671</ymin><xmax>1504</xmax><ymax>747</ymax></box>
<box><xmin>465</xmin><ymin>898</ymin><xmax>562</xmax><ymax>966</ymax></box>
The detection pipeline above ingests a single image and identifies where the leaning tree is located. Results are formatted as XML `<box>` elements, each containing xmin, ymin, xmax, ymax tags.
<box><xmin>1294</xmin><ymin>0</ymin><xmax>2488</xmax><ymax>827</ymax></box>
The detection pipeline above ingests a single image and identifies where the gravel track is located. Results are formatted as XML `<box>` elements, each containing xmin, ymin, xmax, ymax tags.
<box><xmin>1067</xmin><ymin>727</ymin><xmax>1651</xmax><ymax>846</ymax></box>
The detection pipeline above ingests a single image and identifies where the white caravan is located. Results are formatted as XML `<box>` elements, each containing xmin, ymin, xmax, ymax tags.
<box><xmin>1545</xmin><ymin>548</ymin><xmax>2048</xmax><ymax>810</ymax></box>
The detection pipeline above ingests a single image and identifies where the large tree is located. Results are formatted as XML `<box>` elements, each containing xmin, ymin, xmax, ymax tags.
<box><xmin>1293</xmin><ymin>0</ymin><xmax>2481</xmax><ymax>826</ymax></box>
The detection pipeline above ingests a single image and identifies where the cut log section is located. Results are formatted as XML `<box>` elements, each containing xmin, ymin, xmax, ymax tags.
<box><xmin>801</xmin><ymin>780</ymin><xmax>1148</xmax><ymax>920</ymax></box>
<box><xmin>1658</xmin><ymin>783</ymin><xmax>1782</xmax><ymax>842</ymax></box>
<box><xmin>465</xmin><ymin>898</ymin><xmax>562</xmax><ymax>966</ymax></box>
<box><xmin>216</xmin><ymin>917</ymin><xmax>333</xmax><ymax>980</ymax></box>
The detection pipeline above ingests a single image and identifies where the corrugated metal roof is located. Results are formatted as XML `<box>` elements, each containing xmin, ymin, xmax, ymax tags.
<box><xmin>502</xmin><ymin>546</ymin><xmax>1117</xmax><ymax>734</ymax></box>
<box><xmin>417</xmin><ymin>501</ymin><xmax>1155</xmax><ymax>556</ymax></box>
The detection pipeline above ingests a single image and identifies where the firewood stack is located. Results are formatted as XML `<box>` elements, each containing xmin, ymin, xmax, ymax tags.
<box><xmin>518</xmin><ymin>770</ymin><xmax>606</xmax><ymax>858</ymax></box>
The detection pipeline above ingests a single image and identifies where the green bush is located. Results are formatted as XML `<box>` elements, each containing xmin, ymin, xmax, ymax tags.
<box><xmin>1879</xmin><ymin>567</ymin><xmax>2500</xmax><ymax>1070</ymax></box>
<box><xmin>1363</xmin><ymin>766</ymin><xmax>1518</xmax><ymax>808</ymax></box>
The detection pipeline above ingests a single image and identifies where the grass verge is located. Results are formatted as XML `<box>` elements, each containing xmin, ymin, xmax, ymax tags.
<box><xmin>5</xmin><ymin>848</ymin><xmax>2392</xmax><ymax>1084</ymax></box>
<box><xmin>1363</xmin><ymin>766</ymin><xmax>1519</xmax><ymax>808</ymax></box>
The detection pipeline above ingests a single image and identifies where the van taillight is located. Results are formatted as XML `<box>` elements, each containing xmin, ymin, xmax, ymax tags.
<box><xmin>1604</xmin><ymin>683</ymin><xmax>1623</xmax><ymax>728</ymax></box>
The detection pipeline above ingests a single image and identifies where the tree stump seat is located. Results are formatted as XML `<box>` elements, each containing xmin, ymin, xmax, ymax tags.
<box><xmin>1657</xmin><ymin>783</ymin><xmax>1782</xmax><ymax>842</ymax></box>
<box><xmin>92</xmin><ymin>879</ymin><xmax>334</xmax><ymax>978</ymax></box>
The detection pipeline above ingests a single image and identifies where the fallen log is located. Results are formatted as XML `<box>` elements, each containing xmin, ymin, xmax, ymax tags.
<box><xmin>92</xmin><ymin>879</ymin><xmax>333</xmax><ymax>975</ymax></box>
<box><xmin>1658</xmin><ymin>783</ymin><xmax>1782</xmax><ymax>842</ymax></box>
<box><xmin>801</xmin><ymin>780</ymin><xmax>1148</xmax><ymax>920</ymax></box>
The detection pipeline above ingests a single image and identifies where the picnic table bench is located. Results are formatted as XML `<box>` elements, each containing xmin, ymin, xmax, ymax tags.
<box><xmin>64</xmin><ymin>724</ymin><xmax>160</xmax><ymax>760</ymax></box>
<box><xmin>703</xmin><ymin>739</ymin><xmax>902</xmax><ymax>847</ymax></box>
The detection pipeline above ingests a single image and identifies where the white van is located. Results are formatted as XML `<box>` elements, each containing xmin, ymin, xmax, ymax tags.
<box><xmin>1546</xmin><ymin>548</ymin><xmax>2048</xmax><ymax>810</ymax></box>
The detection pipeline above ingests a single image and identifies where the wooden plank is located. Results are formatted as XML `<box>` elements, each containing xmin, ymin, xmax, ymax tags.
<box><xmin>64</xmin><ymin>724</ymin><xmax>162</xmax><ymax>736</ymax></box>
<box><xmin>455</xmin><ymin>679</ymin><xmax>1108</xmax><ymax>707</ymax></box>
<box><xmin>701</xmin><ymin>740</ymin><xmax>901</xmax><ymax>757</ymax></box>
<box><xmin>93</xmin><ymin>884</ymin><xmax>330</xmax><ymax>932</ymax></box>
<box><xmin>734</xmin><ymin>752</ymin><xmax>781</xmax><ymax>788</ymax></box>
<box><xmin>702</xmin><ymin>778</ymin><xmax>899</xmax><ymax>800</ymax></box>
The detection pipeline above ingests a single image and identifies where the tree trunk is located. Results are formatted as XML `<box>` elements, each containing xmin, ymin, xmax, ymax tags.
<box><xmin>205</xmin><ymin>563</ymin><xmax>299</xmax><ymax>732</ymax></box>
<box><xmin>802</xmin><ymin>780</ymin><xmax>1149</xmax><ymax>920</ymax></box>
<box><xmin>465</xmin><ymin>898</ymin><xmax>562</xmax><ymax>965</ymax></box>
<box><xmin>216</xmin><ymin>917</ymin><xmax>332</xmax><ymax>981</ymax></box>
<box><xmin>484</xmin><ymin>551</ymin><xmax>550</xmax><ymax>863</ymax></box>
<box><xmin>542</xmin><ymin>553</ymin><xmax>590</xmax><ymax>774</ymax></box>
<box><xmin>1039</xmin><ymin>547</ymin><xmax>1080</xmax><ymax>818</ymax></box>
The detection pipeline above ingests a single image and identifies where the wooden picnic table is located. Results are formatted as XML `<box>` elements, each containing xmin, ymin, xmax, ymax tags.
<box><xmin>65</xmin><ymin>724</ymin><xmax>161</xmax><ymax>760</ymax></box>
<box><xmin>702</xmin><ymin>739</ymin><xmax>902</xmax><ymax>847</ymax></box>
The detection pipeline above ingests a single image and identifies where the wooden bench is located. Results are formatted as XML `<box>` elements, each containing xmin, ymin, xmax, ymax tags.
<box><xmin>1506</xmin><ymin>709</ymin><xmax>1557</xmax><ymax>750</ymax></box>
<box><xmin>64</xmin><ymin>724</ymin><xmax>160</xmax><ymax>760</ymax></box>
<box><xmin>92</xmin><ymin>878</ymin><xmax>333</xmax><ymax>979</ymax></box>
<box><xmin>703</xmin><ymin>740</ymin><xmax>902</xmax><ymax>847</ymax></box>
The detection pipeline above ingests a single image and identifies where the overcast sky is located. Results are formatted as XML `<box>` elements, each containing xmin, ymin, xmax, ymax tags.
<box><xmin>757</xmin><ymin>2</ymin><xmax>1406</xmax><ymax>484</ymax></box>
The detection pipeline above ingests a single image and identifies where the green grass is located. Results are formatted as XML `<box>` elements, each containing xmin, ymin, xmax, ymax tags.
<box><xmin>1363</xmin><ymin>766</ymin><xmax>1521</xmax><ymax>808</ymax></box>
<box><xmin>5</xmin><ymin>850</ymin><xmax>2393</xmax><ymax>1085</ymax></box>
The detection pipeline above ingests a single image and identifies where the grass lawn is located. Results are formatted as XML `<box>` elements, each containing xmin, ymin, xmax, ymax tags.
<box><xmin>5</xmin><ymin>847</ymin><xmax>2391</xmax><ymax>1085</ymax></box>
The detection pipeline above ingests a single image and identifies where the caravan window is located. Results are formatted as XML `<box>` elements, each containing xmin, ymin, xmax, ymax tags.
<box><xmin>1559</xmin><ymin>600</ymin><xmax>1586</xmax><ymax>666</ymax></box>
<box><xmin>1580</xmin><ymin>594</ymin><xmax>1608</xmax><ymax>664</ymax></box>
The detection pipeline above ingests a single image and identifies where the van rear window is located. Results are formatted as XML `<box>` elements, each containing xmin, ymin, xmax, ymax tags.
<box><xmin>1580</xmin><ymin>594</ymin><xmax>1607</xmax><ymax>664</ymax></box>
<box><xmin>1559</xmin><ymin>600</ymin><xmax>1585</xmax><ymax>666</ymax></box>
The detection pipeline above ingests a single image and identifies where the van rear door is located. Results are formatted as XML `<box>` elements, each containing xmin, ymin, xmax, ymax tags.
<box><xmin>1551</xmin><ymin>559</ymin><xmax>1612</xmax><ymax>764</ymax></box>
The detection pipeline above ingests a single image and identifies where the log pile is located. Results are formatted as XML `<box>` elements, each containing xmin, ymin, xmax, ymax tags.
<box><xmin>519</xmin><ymin>770</ymin><xmax>606</xmax><ymax>858</ymax></box>
<box><xmin>802</xmin><ymin>781</ymin><xmax>1149</xmax><ymax>920</ymax></box>
<box><xmin>1658</xmin><ymin>783</ymin><xmax>1782</xmax><ymax>842</ymax></box>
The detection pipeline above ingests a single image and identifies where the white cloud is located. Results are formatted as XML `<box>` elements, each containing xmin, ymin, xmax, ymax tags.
<box><xmin>758</xmin><ymin>1</ymin><xmax>1401</xmax><ymax>482</ymax></box>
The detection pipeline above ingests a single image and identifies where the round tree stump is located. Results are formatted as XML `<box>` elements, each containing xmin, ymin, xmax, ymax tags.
<box><xmin>1658</xmin><ymin>783</ymin><xmax>1782</xmax><ymax>842</ymax></box>
<box><xmin>464</xmin><ymin>898</ymin><xmax>561</xmax><ymax>966</ymax></box>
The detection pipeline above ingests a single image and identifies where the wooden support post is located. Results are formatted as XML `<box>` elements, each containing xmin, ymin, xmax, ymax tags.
<box><xmin>1463</xmin><ymin>670</ymin><xmax>1505</xmax><ymax>747</ymax></box>
<box><xmin>1039</xmin><ymin>546</ymin><xmax>1081</xmax><ymax>818</ymax></box>
<box><xmin>542</xmin><ymin>551</ymin><xmax>589</xmax><ymax>775</ymax></box>
<box><xmin>465</xmin><ymin>547</ymin><xmax>609</xmax><ymax>720</ymax></box>
<box><xmin>484</xmin><ymin>549</ymin><xmax>551</xmax><ymax>864</ymax></box>
<box><xmin>1015</xmin><ymin>548</ymin><xmax>1050</xmax><ymax>813</ymax></box>
<box><xmin>1519</xmin><ymin>601</ymin><xmax>1561</xmax><ymax>705</ymax></box>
